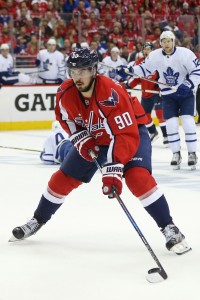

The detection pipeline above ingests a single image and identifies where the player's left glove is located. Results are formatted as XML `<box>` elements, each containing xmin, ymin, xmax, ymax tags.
<box><xmin>69</xmin><ymin>129</ymin><xmax>99</xmax><ymax>162</ymax></box>
<box><xmin>177</xmin><ymin>81</ymin><xmax>193</xmax><ymax>97</ymax></box>
<box><xmin>102</xmin><ymin>163</ymin><xmax>124</xmax><ymax>198</ymax></box>
<box><xmin>116</xmin><ymin>65</ymin><xmax>134</xmax><ymax>81</ymax></box>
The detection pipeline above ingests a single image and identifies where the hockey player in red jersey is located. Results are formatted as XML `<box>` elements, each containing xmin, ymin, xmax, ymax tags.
<box><xmin>127</xmin><ymin>42</ymin><xmax>168</xmax><ymax>145</ymax></box>
<box><xmin>10</xmin><ymin>48</ymin><xmax>190</xmax><ymax>255</ymax></box>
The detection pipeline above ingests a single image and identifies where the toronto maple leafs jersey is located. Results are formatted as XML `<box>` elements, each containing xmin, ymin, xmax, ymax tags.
<box><xmin>100</xmin><ymin>56</ymin><xmax>127</xmax><ymax>81</ymax></box>
<box><xmin>55</xmin><ymin>75</ymin><xmax>147</xmax><ymax>165</ymax></box>
<box><xmin>40</xmin><ymin>128</ymin><xmax>69</xmax><ymax>164</ymax></box>
<box><xmin>36</xmin><ymin>49</ymin><xmax>66</xmax><ymax>82</ymax></box>
<box><xmin>0</xmin><ymin>53</ymin><xmax>14</xmax><ymax>73</ymax></box>
<box><xmin>132</xmin><ymin>47</ymin><xmax>200</xmax><ymax>95</ymax></box>
<box><xmin>128</xmin><ymin>57</ymin><xmax>160</xmax><ymax>98</ymax></box>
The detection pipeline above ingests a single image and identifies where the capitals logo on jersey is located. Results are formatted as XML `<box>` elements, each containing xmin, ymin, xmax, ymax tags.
<box><xmin>163</xmin><ymin>67</ymin><xmax>179</xmax><ymax>86</ymax></box>
<box><xmin>100</xmin><ymin>88</ymin><xmax>119</xmax><ymax>107</ymax></box>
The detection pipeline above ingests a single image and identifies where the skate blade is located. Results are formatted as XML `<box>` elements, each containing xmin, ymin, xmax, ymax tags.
<box><xmin>189</xmin><ymin>165</ymin><xmax>196</xmax><ymax>171</ymax></box>
<box><xmin>8</xmin><ymin>235</ymin><xmax>24</xmax><ymax>242</ymax></box>
<box><xmin>172</xmin><ymin>164</ymin><xmax>181</xmax><ymax>170</ymax></box>
<box><xmin>163</xmin><ymin>143</ymin><xmax>169</xmax><ymax>148</ymax></box>
<box><xmin>170</xmin><ymin>240</ymin><xmax>192</xmax><ymax>255</ymax></box>
<box><xmin>151</xmin><ymin>135</ymin><xmax>159</xmax><ymax>143</ymax></box>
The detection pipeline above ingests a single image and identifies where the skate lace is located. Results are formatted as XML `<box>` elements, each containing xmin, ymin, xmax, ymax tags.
<box><xmin>162</xmin><ymin>225</ymin><xmax>178</xmax><ymax>242</ymax></box>
<box><xmin>172</xmin><ymin>153</ymin><xmax>180</xmax><ymax>161</ymax></box>
<box><xmin>188</xmin><ymin>153</ymin><xmax>196</xmax><ymax>161</ymax></box>
<box><xmin>21</xmin><ymin>218</ymin><xmax>39</xmax><ymax>235</ymax></box>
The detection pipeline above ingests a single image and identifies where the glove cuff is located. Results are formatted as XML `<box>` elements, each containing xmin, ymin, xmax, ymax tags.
<box><xmin>69</xmin><ymin>130</ymin><xmax>90</xmax><ymax>147</ymax></box>
<box><xmin>102</xmin><ymin>163</ymin><xmax>124</xmax><ymax>176</ymax></box>
<box><xmin>183</xmin><ymin>80</ymin><xmax>192</xmax><ymax>89</ymax></box>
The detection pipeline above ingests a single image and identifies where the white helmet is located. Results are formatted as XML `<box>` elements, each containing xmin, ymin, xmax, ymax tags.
<box><xmin>52</xmin><ymin>120</ymin><xmax>61</xmax><ymax>131</ymax></box>
<box><xmin>0</xmin><ymin>43</ymin><xmax>9</xmax><ymax>50</ymax></box>
<box><xmin>160</xmin><ymin>30</ymin><xmax>175</xmax><ymax>45</ymax></box>
<box><xmin>47</xmin><ymin>38</ymin><xmax>56</xmax><ymax>45</ymax></box>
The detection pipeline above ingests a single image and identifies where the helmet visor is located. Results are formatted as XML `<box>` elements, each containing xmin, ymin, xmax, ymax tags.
<box><xmin>68</xmin><ymin>67</ymin><xmax>94</xmax><ymax>79</ymax></box>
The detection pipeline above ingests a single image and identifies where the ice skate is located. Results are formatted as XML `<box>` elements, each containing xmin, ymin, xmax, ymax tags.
<box><xmin>9</xmin><ymin>217</ymin><xmax>43</xmax><ymax>242</ymax></box>
<box><xmin>162</xmin><ymin>224</ymin><xmax>191</xmax><ymax>255</ymax></box>
<box><xmin>188</xmin><ymin>152</ymin><xmax>198</xmax><ymax>170</ymax></box>
<box><xmin>171</xmin><ymin>151</ymin><xmax>182</xmax><ymax>170</ymax></box>
<box><xmin>150</xmin><ymin>130</ymin><xmax>159</xmax><ymax>143</ymax></box>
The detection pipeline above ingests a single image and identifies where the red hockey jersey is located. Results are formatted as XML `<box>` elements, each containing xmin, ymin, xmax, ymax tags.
<box><xmin>55</xmin><ymin>75</ymin><xmax>147</xmax><ymax>165</ymax></box>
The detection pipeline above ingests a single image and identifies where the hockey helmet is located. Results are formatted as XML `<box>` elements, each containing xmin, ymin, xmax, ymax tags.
<box><xmin>67</xmin><ymin>48</ymin><xmax>98</xmax><ymax>70</ymax></box>
<box><xmin>47</xmin><ymin>38</ymin><xmax>56</xmax><ymax>45</ymax></box>
<box><xmin>142</xmin><ymin>42</ymin><xmax>154</xmax><ymax>50</ymax></box>
<box><xmin>160</xmin><ymin>30</ymin><xmax>175</xmax><ymax>45</ymax></box>
<box><xmin>0</xmin><ymin>43</ymin><xmax>9</xmax><ymax>50</ymax></box>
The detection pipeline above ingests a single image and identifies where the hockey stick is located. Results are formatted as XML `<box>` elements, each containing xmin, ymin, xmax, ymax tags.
<box><xmin>100</xmin><ymin>62</ymin><xmax>176</xmax><ymax>90</ymax></box>
<box><xmin>88</xmin><ymin>149</ymin><xmax>168</xmax><ymax>283</ymax></box>
<box><xmin>0</xmin><ymin>145</ymin><xmax>41</xmax><ymax>152</ymax></box>
<box><xmin>127</xmin><ymin>87</ymin><xmax>160</xmax><ymax>94</ymax></box>
<box><xmin>25</xmin><ymin>70</ymin><xmax>49</xmax><ymax>75</ymax></box>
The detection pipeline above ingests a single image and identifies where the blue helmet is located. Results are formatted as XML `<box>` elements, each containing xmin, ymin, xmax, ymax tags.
<box><xmin>67</xmin><ymin>47</ymin><xmax>98</xmax><ymax>70</ymax></box>
<box><xmin>142</xmin><ymin>42</ymin><xmax>154</xmax><ymax>50</ymax></box>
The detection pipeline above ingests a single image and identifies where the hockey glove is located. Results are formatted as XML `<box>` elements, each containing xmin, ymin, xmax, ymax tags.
<box><xmin>102</xmin><ymin>163</ymin><xmax>124</xmax><ymax>198</ymax></box>
<box><xmin>177</xmin><ymin>81</ymin><xmax>193</xmax><ymax>97</ymax></box>
<box><xmin>57</xmin><ymin>78</ymin><xmax>63</xmax><ymax>84</ymax></box>
<box><xmin>69</xmin><ymin>129</ymin><xmax>99</xmax><ymax>162</ymax></box>
<box><xmin>116</xmin><ymin>65</ymin><xmax>134</xmax><ymax>81</ymax></box>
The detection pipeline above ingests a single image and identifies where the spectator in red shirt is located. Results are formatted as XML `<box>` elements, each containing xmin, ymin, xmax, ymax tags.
<box><xmin>168</xmin><ymin>4</ymin><xmax>181</xmax><ymax>22</ymax></box>
<box><xmin>26</xmin><ymin>33</ymin><xmax>38</xmax><ymax>55</ymax></box>
<box><xmin>5</xmin><ymin>0</ymin><xmax>17</xmax><ymax>19</ymax></box>
<box><xmin>145</xmin><ymin>25</ymin><xmax>162</xmax><ymax>43</ymax></box>
<box><xmin>73</xmin><ymin>0</ymin><xmax>89</xmax><ymax>19</ymax></box>
<box><xmin>0</xmin><ymin>25</ymin><xmax>17</xmax><ymax>47</ymax></box>
<box><xmin>55</xmin><ymin>18</ymin><xmax>68</xmax><ymax>39</ymax></box>
<box><xmin>100</xmin><ymin>2</ymin><xmax>115</xmax><ymax>18</ymax></box>
<box><xmin>124</xmin><ymin>21</ymin><xmax>139</xmax><ymax>42</ymax></box>
<box><xmin>108</xmin><ymin>24</ymin><xmax>123</xmax><ymax>44</ymax></box>
<box><xmin>181</xmin><ymin>1</ymin><xmax>194</xmax><ymax>15</ymax></box>
<box><xmin>117</xmin><ymin>33</ymin><xmax>135</xmax><ymax>52</ymax></box>
<box><xmin>152</xmin><ymin>1</ymin><xmax>167</xmax><ymax>22</ymax></box>
<box><xmin>30</xmin><ymin>0</ymin><xmax>43</xmax><ymax>25</ymax></box>
<box><xmin>25</xmin><ymin>17</ymin><xmax>39</xmax><ymax>35</ymax></box>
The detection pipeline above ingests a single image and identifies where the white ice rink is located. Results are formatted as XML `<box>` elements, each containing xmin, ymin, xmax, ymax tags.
<box><xmin>0</xmin><ymin>127</ymin><xmax>200</xmax><ymax>300</ymax></box>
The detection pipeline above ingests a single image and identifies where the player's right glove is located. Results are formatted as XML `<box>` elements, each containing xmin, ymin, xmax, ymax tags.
<box><xmin>177</xmin><ymin>81</ymin><xmax>193</xmax><ymax>97</ymax></box>
<box><xmin>116</xmin><ymin>65</ymin><xmax>134</xmax><ymax>81</ymax></box>
<box><xmin>102</xmin><ymin>163</ymin><xmax>124</xmax><ymax>198</ymax></box>
<box><xmin>69</xmin><ymin>129</ymin><xmax>99</xmax><ymax>162</ymax></box>
<box><xmin>57</xmin><ymin>78</ymin><xmax>63</xmax><ymax>84</ymax></box>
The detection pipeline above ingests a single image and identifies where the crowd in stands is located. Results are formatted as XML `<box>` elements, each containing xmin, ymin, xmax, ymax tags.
<box><xmin>0</xmin><ymin>0</ymin><xmax>200</xmax><ymax>66</ymax></box>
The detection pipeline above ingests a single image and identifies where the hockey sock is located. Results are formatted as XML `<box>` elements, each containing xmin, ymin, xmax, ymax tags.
<box><xmin>34</xmin><ymin>195</ymin><xmax>62</xmax><ymax>223</ymax></box>
<box><xmin>160</xmin><ymin>124</ymin><xmax>167</xmax><ymax>137</ymax></box>
<box><xmin>146</xmin><ymin>122</ymin><xmax>156</xmax><ymax>134</ymax></box>
<box><xmin>144</xmin><ymin>195</ymin><xmax>173</xmax><ymax>229</ymax></box>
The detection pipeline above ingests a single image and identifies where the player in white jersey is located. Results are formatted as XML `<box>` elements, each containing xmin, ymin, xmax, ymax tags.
<box><xmin>124</xmin><ymin>31</ymin><xmax>199</xmax><ymax>170</ymax></box>
<box><xmin>36</xmin><ymin>38</ymin><xmax>66</xmax><ymax>84</ymax></box>
<box><xmin>40</xmin><ymin>121</ymin><xmax>72</xmax><ymax>164</ymax></box>
<box><xmin>0</xmin><ymin>43</ymin><xmax>35</xmax><ymax>85</ymax></box>
<box><xmin>99</xmin><ymin>46</ymin><xmax>127</xmax><ymax>81</ymax></box>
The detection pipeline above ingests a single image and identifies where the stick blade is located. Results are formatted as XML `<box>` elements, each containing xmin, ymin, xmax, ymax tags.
<box><xmin>146</xmin><ymin>268</ymin><xmax>168</xmax><ymax>283</ymax></box>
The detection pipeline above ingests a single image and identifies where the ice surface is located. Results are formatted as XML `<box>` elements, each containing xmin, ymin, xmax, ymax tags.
<box><xmin>0</xmin><ymin>127</ymin><xmax>199</xmax><ymax>300</ymax></box>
